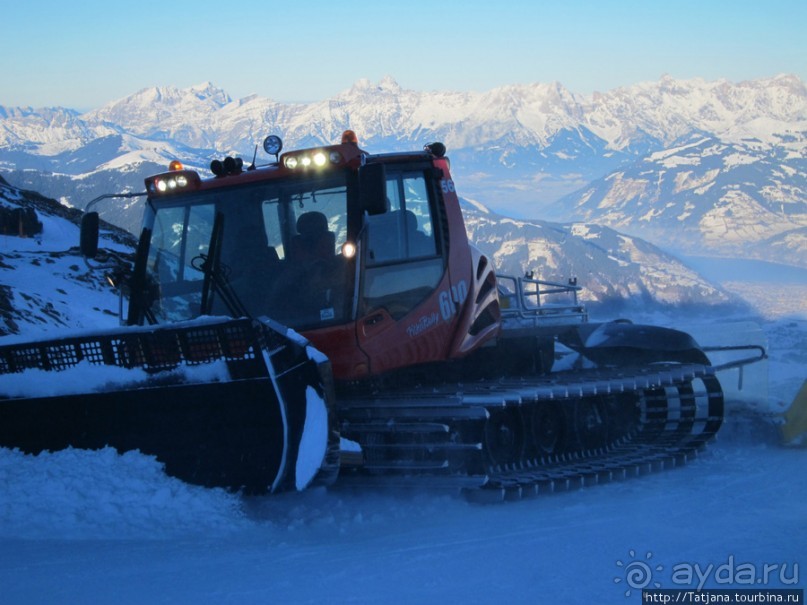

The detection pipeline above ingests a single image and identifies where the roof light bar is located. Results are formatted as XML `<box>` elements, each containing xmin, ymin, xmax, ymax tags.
<box><xmin>146</xmin><ymin>170</ymin><xmax>201</xmax><ymax>195</ymax></box>
<box><xmin>282</xmin><ymin>150</ymin><xmax>343</xmax><ymax>170</ymax></box>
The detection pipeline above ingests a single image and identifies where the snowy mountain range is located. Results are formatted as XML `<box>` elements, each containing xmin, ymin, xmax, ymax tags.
<box><xmin>462</xmin><ymin>199</ymin><xmax>734</xmax><ymax>312</ymax></box>
<box><xmin>550</xmin><ymin>132</ymin><xmax>807</xmax><ymax>268</ymax></box>
<box><xmin>1</xmin><ymin>74</ymin><xmax>805</xmax><ymax>265</ymax></box>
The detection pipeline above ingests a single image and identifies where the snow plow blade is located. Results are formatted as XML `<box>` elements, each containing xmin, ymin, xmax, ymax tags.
<box><xmin>0</xmin><ymin>317</ymin><xmax>340</xmax><ymax>493</ymax></box>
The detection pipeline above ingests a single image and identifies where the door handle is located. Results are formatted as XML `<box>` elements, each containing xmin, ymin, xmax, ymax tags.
<box><xmin>364</xmin><ymin>313</ymin><xmax>384</xmax><ymax>327</ymax></box>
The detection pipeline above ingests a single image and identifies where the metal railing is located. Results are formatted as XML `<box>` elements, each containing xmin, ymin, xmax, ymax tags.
<box><xmin>497</xmin><ymin>274</ymin><xmax>588</xmax><ymax>327</ymax></box>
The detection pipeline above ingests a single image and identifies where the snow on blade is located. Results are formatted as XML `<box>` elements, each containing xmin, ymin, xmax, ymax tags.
<box><xmin>0</xmin><ymin>314</ymin><xmax>243</xmax><ymax>347</ymax></box>
<box><xmin>0</xmin><ymin>358</ymin><xmax>231</xmax><ymax>399</ymax></box>
<box><xmin>295</xmin><ymin>385</ymin><xmax>329</xmax><ymax>491</ymax></box>
<box><xmin>340</xmin><ymin>437</ymin><xmax>362</xmax><ymax>452</ymax></box>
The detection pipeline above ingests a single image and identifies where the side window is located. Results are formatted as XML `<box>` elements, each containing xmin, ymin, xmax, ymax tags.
<box><xmin>148</xmin><ymin>204</ymin><xmax>214</xmax><ymax>284</ymax></box>
<box><xmin>398</xmin><ymin>175</ymin><xmax>436</xmax><ymax>251</ymax></box>
<box><xmin>261</xmin><ymin>185</ymin><xmax>349</xmax><ymax>262</ymax></box>
<box><xmin>148</xmin><ymin>203</ymin><xmax>215</xmax><ymax>321</ymax></box>
<box><xmin>362</xmin><ymin>171</ymin><xmax>443</xmax><ymax>320</ymax></box>
<box><xmin>366</xmin><ymin>172</ymin><xmax>438</xmax><ymax>264</ymax></box>
<box><xmin>185</xmin><ymin>205</ymin><xmax>216</xmax><ymax>281</ymax></box>
<box><xmin>261</xmin><ymin>197</ymin><xmax>287</xmax><ymax>259</ymax></box>
<box><xmin>148</xmin><ymin>206</ymin><xmax>185</xmax><ymax>284</ymax></box>
<box><xmin>255</xmin><ymin>183</ymin><xmax>352</xmax><ymax>328</ymax></box>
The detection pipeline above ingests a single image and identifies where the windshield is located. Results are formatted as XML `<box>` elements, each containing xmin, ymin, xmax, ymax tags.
<box><xmin>143</xmin><ymin>172</ymin><xmax>352</xmax><ymax>329</ymax></box>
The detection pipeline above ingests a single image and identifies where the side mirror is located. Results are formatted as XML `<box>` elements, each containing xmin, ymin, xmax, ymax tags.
<box><xmin>358</xmin><ymin>163</ymin><xmax>387</xmax><ymax>216</ymax></box>
<box><xmin>80</xmin><ymin>211</ymin><xmax>100</xmax><ymax>259</ymax></box>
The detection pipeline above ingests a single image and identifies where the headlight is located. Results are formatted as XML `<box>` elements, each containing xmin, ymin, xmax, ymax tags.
<box><xmin>263</xmin><ymin>135</ymin><xmax>283</xmax><ymax>156</ymax></box>
<box><xmin>341</xmin><ymin>242</ymin><xmax>357</xmax><ymax>258</ymax></box>
<box><xmin>282</xmin><ymin>149</ymin><xmax>345</xmax><ymax>170</ymax></box>
<box><xmin>147</xmin><ymin>170</ymin><xmax>200</xmax><ymax>195</ymax></box>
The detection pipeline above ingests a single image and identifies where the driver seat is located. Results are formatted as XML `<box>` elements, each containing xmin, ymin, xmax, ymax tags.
<box><xmin>288</xmin><ymin>211</ymin><xmax>335</xmax><ymax>262</ymax></box>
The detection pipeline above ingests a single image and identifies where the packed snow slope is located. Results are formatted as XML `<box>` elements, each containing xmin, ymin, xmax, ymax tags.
<box><xmin>0</xmin><ymin>176</ymin><xmax>133</xmax><ymax>338</ymax></box>
<box><xmin>0</xmin><ymin>178</ymin><xmax>804</xmax><ymax>604</ymax></box>
<box><xmin>0</xmin><ymin>441</ymin><xmax>804</xmax><ymax>604</ymax></box>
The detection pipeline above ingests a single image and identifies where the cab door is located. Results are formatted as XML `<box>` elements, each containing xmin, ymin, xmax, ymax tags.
<box><xmin>355</xmin><ymin>165</ymin><xmax>459</xmax><ymax>374</ymax></box>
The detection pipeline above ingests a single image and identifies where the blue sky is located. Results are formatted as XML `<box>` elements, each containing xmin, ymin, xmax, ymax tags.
<box><xmin>2</xmin><ymin>0</ymin><xmax>805</xmax><ymax>110</ymax></box>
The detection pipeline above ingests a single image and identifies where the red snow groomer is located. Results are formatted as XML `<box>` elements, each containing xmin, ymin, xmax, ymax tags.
<box><xmin>0</xmin><ymin>132</ymin><xmax>765</xmax><ymax>499</ymax></box>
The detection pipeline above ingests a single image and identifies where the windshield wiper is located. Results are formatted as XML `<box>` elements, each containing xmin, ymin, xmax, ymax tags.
<box><xmin>195</xmin><ymin>212</ymin><xmax>251</xmax><ymax>319</ymax></box>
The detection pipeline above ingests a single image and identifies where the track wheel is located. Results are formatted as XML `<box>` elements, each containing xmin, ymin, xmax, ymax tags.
<box><xmin>574</xmin><ymin>398</ymin><xmax>610</xmax><ymax>450</ymax></box>
<box><xmin>484</xmin><ymin>408</ymin><xmax>525</xmax><ymax>468</ymax></box>
<box><xmin>530</xmin><ymin>403</ymin><xmax>565</xmax><ymax>455</ymax></box>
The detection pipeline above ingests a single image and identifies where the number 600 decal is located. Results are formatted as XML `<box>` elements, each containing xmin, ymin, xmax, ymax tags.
<box><xmin>438</xmin><ymin>280</ymin><xmax>468</xmax><ymax>321</ymax></box>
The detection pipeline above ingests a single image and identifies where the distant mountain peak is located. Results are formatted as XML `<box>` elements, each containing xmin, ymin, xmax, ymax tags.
<box><xmin>378</xmin><ymin>75</ymin><xmax>401</xmax><ymax>91</ymax></box>
<box><xmin>187</xmin><ymin>81</ymin><xmax>232</xmax><ymax>104</ymax></box>
<box><xmin>346</xmin><ymin>76</ymin><xmax>402</xmax><ymax>96</ymax></box>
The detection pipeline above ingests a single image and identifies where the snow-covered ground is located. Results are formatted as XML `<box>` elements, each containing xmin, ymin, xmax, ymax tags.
<box><xmin>0</xmin><ymin>440</ymin><xmax>804</xmax><ymax>605</ymax></box>
<box><xmin>0</xmin><ymin>218</ymin><xmax>805</xmax><ymax>603</ymax></box>
<box><xmin>1</xmin><ymin>315</ymin><xmax>804</xmax><ymax>604</ymax></box>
